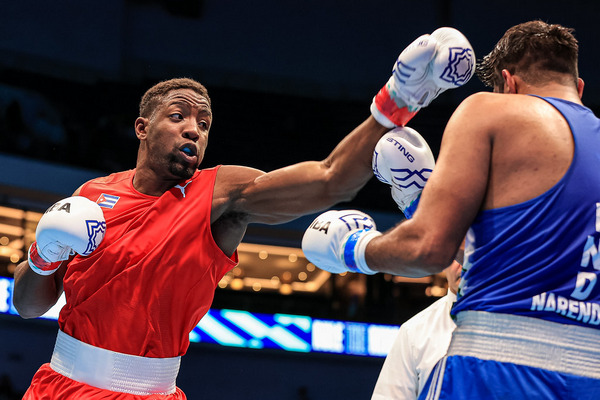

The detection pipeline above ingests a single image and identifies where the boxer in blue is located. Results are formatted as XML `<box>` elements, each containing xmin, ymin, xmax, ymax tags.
<box><xmin>302</xmin><ymin>20</ymin><xmax>600</xmax><ymax>399</ymax></box>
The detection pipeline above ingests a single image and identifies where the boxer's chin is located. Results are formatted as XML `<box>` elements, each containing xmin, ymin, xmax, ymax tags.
<box><xmin>168</xmin><ymin>157</ymin><xmax>195</xmax><ymax>180</ymax></box>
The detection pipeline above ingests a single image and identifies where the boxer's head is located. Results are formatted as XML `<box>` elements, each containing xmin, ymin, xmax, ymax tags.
<box><xmin>135</xmin><ymin>78</ymin><xmax>212</xmax><ymax>181</ymax></box>
<box><xmin>476</xmin><ymin>21</ymin><xmax>579</xmax><ymax>93</ymax></box>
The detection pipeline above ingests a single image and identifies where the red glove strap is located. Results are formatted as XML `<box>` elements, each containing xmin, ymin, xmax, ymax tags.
<box><xmin>28</xmin><ymin>242</ymin><xmax>62</xmax><ymax>275</ymax></box>
<box><xmin>374</xmin><ymin>85</ymin><xmax>419</xmax><ymax>127</ymax></box>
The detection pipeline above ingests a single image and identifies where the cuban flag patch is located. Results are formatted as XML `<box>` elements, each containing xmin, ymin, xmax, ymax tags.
<box><xmin>97</xmin><ymin>193</ymin><xmax>120</xmax><ymax>209</ymax></box>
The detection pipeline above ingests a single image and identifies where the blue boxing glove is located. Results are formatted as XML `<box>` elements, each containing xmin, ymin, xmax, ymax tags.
<box><xmin>301</xmin><ymin>210</ymin><xmax>381</xmax><ymax>275</ymax></box>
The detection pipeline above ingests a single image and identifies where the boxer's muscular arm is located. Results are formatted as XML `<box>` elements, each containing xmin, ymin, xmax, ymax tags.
<box><xmin>224</xmin><ymin>117</ymin><xmax>388</xmax><ymax>220</ymax></box>
<box><xmin>210</xmin><ymin>117</ymin><xmax>389</xmax><ymax>256</ymax></box>
<box><xmin>13</xmin><ymin>261</ymin><xmax>68</xmax><ymax>319</ymax></box>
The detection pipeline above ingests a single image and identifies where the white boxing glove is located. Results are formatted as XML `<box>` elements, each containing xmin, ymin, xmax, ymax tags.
<box><xmin>302</xmin><ymin>210</ymin><xmax>381</xmax><ymax>275</ymax></box>
<box><xmin>372</xmin><ymin>127</ymin><xmax>435</xmax><ymax>218</ymax></box>
<box><xmin>371</xmin><ymin>27</ymin><xmax>475</xmax><ymax>128</ymax></box>
<box><xmin>28</xmin><ymin>196</ymin><xmax>106</xmax><ymax>275</ymax></box>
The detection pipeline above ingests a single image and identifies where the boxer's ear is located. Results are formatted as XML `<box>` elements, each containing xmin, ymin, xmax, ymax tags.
<box><xmin>135</xmin><ymin>117</ymin><xmax>149</xmax><ymax>140</ymax></box>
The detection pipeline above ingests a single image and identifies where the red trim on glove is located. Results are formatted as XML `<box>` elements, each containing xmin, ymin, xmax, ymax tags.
<box><xmin>374</xmin><ymin>85</ymin><xmax>419</xmax><ymax>127</ymax></box>
<box><xmin>28</xmin><ymin>242</ymin><xmax>62</xmax><ymax>275</ymax></box>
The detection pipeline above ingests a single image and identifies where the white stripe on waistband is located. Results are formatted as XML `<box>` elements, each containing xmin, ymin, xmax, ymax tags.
<box><xmin>447</xmin><ymin>311</ymin><xmax>600</xmax><ymax>379</ymax></box>
<box><xmin>50</xmin><ymin>330</ymin><xmax>181</xmax><ymax>395</ymax></box>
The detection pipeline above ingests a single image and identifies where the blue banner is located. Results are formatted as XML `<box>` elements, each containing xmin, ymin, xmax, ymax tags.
<box><xmin>0</xmin><ymin>277</ymin><xmax>398</xmax><ymax>357</ymax></box>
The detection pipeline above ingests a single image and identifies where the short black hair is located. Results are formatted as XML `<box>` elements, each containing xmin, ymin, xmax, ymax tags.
<box><xmin>477</xmin><ymin>20</ymin><xmax>579</xmax><ymax>90</ymax></box>
<box><xmin>139</xmin><ymin>78</ymin><xmax>211</xmax><ymax>119</ymax></box>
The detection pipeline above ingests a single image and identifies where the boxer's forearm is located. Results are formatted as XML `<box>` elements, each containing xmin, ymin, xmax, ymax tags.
<box><xmin>13</xmin><ymin>260</ymin><xmax>65</xmax><ymax>319</ymax></box>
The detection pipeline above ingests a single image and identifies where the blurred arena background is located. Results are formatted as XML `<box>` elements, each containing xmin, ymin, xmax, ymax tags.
<box><xmin>0</xmin><ymin>1</ymin><xmax>599</xmax><ymax>398</ymax></box>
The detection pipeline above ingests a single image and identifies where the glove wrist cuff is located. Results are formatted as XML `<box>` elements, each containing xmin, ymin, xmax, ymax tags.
<box><xmin>371</xmin><ymin>86</ymin><xmax>419</xmax><ymax>128</ymax></box>
<box><xmin>342</xmin><ymin>230</ymin><xmax>381</xmax><ymax>274</ymax></box>
<box><xmin>370</xmin><ymin>100</ymin><xmax>396</xmax><ymax>129</ymax></box>
<box><xmin>402</xmin><ymin>193</ymin><xmax>422</xmax><ymax>219</ymax></box>
<box><xmin>28</xmin><ymin>242</ymin><xmax>62</xmax><ymax>276</ymax></box>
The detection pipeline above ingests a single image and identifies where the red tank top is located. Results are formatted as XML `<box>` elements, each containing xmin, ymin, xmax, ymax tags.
<box><xmin>60</xmin><ymin>167</ymin><xmax>238</xmax><ymax>357</ymax></box>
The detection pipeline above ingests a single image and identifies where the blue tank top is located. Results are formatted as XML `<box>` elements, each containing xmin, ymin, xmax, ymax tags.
<box><xmin>452</xmin><ymin>96</ymin><xmax>600</xmax><ymax>329</ymax></box>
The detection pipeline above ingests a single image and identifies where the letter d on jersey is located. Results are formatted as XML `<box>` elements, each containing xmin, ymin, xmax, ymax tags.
<box><xmin>571</xmin><ymin>272</ymin><xmax>597</xmax><ymax>300</ymax></box>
